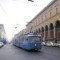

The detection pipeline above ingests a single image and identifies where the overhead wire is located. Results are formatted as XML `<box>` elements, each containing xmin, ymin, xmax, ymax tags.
<box><xmin>12</xmin><ymin>0</ymin><xmax>38</xmax><ymax>6</ymax></box>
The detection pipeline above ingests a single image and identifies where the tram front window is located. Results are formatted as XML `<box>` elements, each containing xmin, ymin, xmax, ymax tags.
<box><xmin>28</xmin><ymin>36</ymin><xmax>40</xmax><ymax>42</ymax></box>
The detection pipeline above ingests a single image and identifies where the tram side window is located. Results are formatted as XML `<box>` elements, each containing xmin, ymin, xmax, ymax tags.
<box><xmin>28</xmin><ymin>37</ymin><xmax>32</xmax><ymax>42</ymax></box>
<box><xmin>24</xmin><ymin>37</ymin><xmax>30</xmax><ymax>42</ymax></box>
<box><xmin>26</xmin><ymin>38</ymin><xmax>28</xmax><ymax>41</ymax></box>
<box><xmin>19</xmin><ymin>37</ymin><xmax>21</xmax><ymax>42</ymax></box>
<box><xmin>20</xmin><ymin>37</ymin><xmax>24</xmax><ymax>42</ymax></box>
<box><xmin>25</xmin><ymin>37</ymin><xmax>28</xmax><ymax>42</ymax></box>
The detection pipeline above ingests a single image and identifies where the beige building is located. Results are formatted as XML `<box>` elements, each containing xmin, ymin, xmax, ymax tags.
<box><xmin>26</xmin><ymin>0</ymin><xmax>60</xmax><ymax>43</ymax></box>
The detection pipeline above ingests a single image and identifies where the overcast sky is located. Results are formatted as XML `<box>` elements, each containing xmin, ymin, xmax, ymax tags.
<box><xmin>0</xmin><ymin>0</ymin><xmax>52</xmax><ymax>41</ymax></box>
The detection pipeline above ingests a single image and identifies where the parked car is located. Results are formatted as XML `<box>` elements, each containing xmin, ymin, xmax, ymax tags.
<box><xmin>0</xmin><ymin>38</ymin><xmax>7</xmax><ymax>44</ymax></box>
<box><xmin>46</xmin><ymin>42</ymin><xmax>52</xmax><ymax>46</ymax></box>
<box><xmin>41</xmin><ymin>42</ymin><xmax>46</xmax><ymax>46</ymax></box>
<box><xmin>57</xmin><ymin>44</ymin><xmax>60</xmax><ymax>47</ymax></box>
<box><xmin>52</xmin><ymin>43</ymin><xmax>57</xmax><ymax>47</ymax></box>
<box><xmin>0</xmin><ymin>42</ymin><xmax>4</xmax><ymax>48</ymax></box>
<box><xmin>46</xmin><ymin>42</ymin><xmax>57</xmax><ymax>47</ymax></box>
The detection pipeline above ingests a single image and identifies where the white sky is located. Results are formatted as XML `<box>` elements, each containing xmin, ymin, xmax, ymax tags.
<box><xmin>0</xmin><ymin>0</ymin><xmax>52</xmax><ymax>41</ymax></box>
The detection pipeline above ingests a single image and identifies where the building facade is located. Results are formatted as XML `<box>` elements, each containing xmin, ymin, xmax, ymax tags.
<box><xmin>0</xmin><ymin>24</ymin><xmax>7</xmax><ymax>44</ymax></box>
<box><xmin>0</xmin><ymin>24</ymin><xmax>6</xmax><ymax>39</ymax></box>
<box><xmin>26</xmin><ymin>0</ymin><xmax>60</xmax><ymax>43</ymax></box>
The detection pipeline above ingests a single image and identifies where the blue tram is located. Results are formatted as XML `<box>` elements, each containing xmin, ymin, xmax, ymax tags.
<box><xmin>13</xmin><ymin>33</ymin><xmax>42</xmax><ymax>50</ymax></box>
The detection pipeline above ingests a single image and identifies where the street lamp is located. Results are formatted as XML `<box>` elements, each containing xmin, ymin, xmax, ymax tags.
<box><xmin>28</xmin><ymin>0</ymin><xmax>34</xmax><ymax>2</ymax></box>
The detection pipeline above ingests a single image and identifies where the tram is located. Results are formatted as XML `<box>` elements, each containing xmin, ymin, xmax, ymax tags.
<box><xmin>13</xmin><ymin>33</ymin><xmax>42</xmax><ymax>51</ymax></box>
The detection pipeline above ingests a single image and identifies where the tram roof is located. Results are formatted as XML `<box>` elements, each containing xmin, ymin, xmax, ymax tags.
<box><xmin>27</xmin><ymin>34</ymin><xmax>41</xmax><ymax>37</ymax></box>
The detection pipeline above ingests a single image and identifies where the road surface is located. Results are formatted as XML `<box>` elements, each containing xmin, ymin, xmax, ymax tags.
<box><xmin>0</xmin><ymin>44</ymin><xmax>60</xmax><ymax>60</ymax></box>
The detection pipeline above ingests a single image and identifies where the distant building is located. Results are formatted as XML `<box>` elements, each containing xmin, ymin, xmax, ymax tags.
<box><xmin>0</xmin><ymin>24</ymin><xmax>6</xmax><ymax>42</ymax></box>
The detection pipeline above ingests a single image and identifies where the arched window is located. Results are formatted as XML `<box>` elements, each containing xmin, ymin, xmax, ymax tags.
<box><xmin>55</xmin><ymin>20</ymin><xmax>60</xmax><ymax>28</ymax></box>
<box><xmin>50</xmin><ymin>23</ymin><xmax>54</xmax><ymax>30</ymax></box>
<box><xmin>38</xmin><ymin>28</ymin><xmax>41</xmax><ymax>33</ymax></box>
<box><xmin>45</xmin><ymin>25</ymin><xmax>48</xmax><ymax>31</ymax></box>
<box><xmin>41</xmin><ymin>27</ymin><xmax>44</xmax><ymax>32</ymax></box>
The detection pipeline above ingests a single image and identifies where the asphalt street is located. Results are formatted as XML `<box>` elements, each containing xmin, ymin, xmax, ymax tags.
<box><xmin>0</xmin><ymin>44</ymin><xmax>60</xmax><ymax>60</ymax></box>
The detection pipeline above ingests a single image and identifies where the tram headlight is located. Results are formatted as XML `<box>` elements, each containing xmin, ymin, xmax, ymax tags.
<box><xmin>35</xmin><ymin>44</ymin><xmax>37</xmax><ymax>46</ymax></box>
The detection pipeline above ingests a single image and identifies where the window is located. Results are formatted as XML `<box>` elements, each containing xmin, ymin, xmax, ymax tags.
<box><xmin>49</xmin><ymin>9</ymin><xmax>52</xmax><ymax>18</ymax></box>
<box><xmin>56</xmin><ymin>7</ymin><xmax>58</xmax><ymax>14</ymax></box>
<box><xmin>50</xmin><ymin>11</ymin><xmax>52</xmax><ymax>18</ymax></box>
<box><xmin>45</xmin><ymin>13</ymin><xmax>47</xmax><ymax>20</ymax></box>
